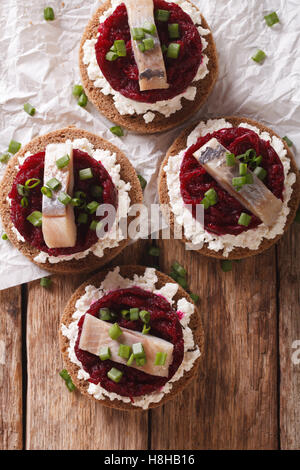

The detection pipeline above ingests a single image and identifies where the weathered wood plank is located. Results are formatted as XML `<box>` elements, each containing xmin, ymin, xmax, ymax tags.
<box><xmin>26</xmin><ymin>240</ymin><xmax>150</xmax><ymax>450</ymax></box>
<box><xmin>0</xmin><ymin>286</ymin><xmax>23</xmax><ymax>450</ymax></box>
<box><xmin>278</xmin><ymin>223</ymin><xmax>300</xmax><ymax>450</ymax></box>
<box><xmin>151</xmin><ymin>239</ymin><xmax>278</xmax><ymax>450</ymax></box>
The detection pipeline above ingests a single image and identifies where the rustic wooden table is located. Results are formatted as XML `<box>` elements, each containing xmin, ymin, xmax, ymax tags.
<box><xmin>0</xmin><ymin>223</ymin><xmax>299</xmax><ymax>450</ymax></box>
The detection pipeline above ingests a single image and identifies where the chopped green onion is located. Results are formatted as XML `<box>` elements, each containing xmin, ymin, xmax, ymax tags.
<box><xmin>8</xmin><ymin>140</ymin><xmax>21</xmax><ymax>154</ymax></box>
<box><xmin>127</xmin><ymin>353</ymin><xmax>134</xmax><ymax>366</ymax></box>
<box><xmin>46</xmin><ymin>178</ymin><xmax>61</xmax><ymax>191</ymax></box>
<box><xmin>78</xmin><ymin>213</ymin><xmax>88</xmax><ymax>224</ymax></box>
<box><xmin>21</xmin><ymin>197</ymin><xmax>29</xmax><ymax>208</ymax></box>
<box><xmin>0</xmin><ymin>153</ymin><xmax>11</xmax><ymax>163</ymax></box>
<box><xmin>40</xmin><ymin>277</ymin><xmax>51</xmax><ymax>288</ymax></box>
<box><xmin>205</xmin><ymin>188</ymin><xmax>218</xmax><ymax>206</ymax></box>
<box><xmin>252</xmin><ymin>155</ymin><xmax>262</xmax><ymax>167</ymax></box>
<box><xmin>264</xmin><ymin>12</ymin><xmax>279</xmax><ymax>27</ymax></box>
<box><xmin>109</xmin><ymin>323</ymin><xmax>122</xmax><ymax>340</ymax></box>
<box><xmin>143</xmin><ymin>38</ymin><xmax>155</xmax><ymax>51</ymax></box>
<box><xmin>24</xmin><ymin>103</ymin><xmax>36</xmax><ymax>116</ymax></box>
<box><xmin>41</xmin><ymin>186</ymin><xmax>53</xmax><ymax>198</ymax></box>
<box><xmin>58</xmin><ymin>192</ymin><xmax>72</xmax><ymax>205</ymax></box>
<box><xmin>59</xmin><ymin>369</ymin><xmax>70</xmax><ymax>381</ymax></box>
<box><xmin>161</xmin><ymin>44</ymin><xmax>168</xmax><ymax>54</ymax></box>
<box><xmin>56</xmin><ymin>154</ymin><xmax>70</xmax><ymax>170</ymax></box>
<box><xmin>283</xmin><ymin>136</ymin><xmax>293</xmax><ymax>147</ymax></box>
<box><xmin>106</xmin><ymin>51</ymin><xmax>118</xmax><ymax>61</ymax></box>
<box><xmin>99</xmin><ymin>308</ymin><xmax>112</xmax><ymax>322</ymax></box>
<box><xmin>190</xmin><ymin>293</ymin><xmax>199</xmax><ymax>303</ymax></box>
<box><xmin>155</xmin><ymin>9</ymin><xmax>170</xmax><ymax>22</ymax></box>
<box><xmin>239</xmin><ymin>163</ymin><xmax>248</xmax><ymax>176</ymax></box>
<box><xmin>241</xmin><ymin>149</ymin><xmax>257</xmax><ymax>162</ymax></box>
<box><xmin>142</xmin><ymin>22</ymin><xmax>157</xmax><ymax>35</ymax></box>
<box><xmin>110</xmin><ymin>126</ymin><xmax>124</xmax><ymax>137</ymax></box>
<box><xmin>172</xmin><ymin>261</ymin><xmax>186</xmax><ymax>278</ymax></box>
<box><xmin>27</xmin><ymin>211</ymin><xmax>42</xmax><ymax>227</ymax></box>
<box><xmin>78</xmin><ymin>92</ymin><xmax>88</xmax><ymax>107</ymax></box>
<box><xmin>245</xmin><ymin>173</ymin><xmax>254</xmax><ymax>185</ymax></box>
<box><xmin>137</xmin><ymin>174</ymin><xmax>147</xmax><ymax>190</ymax></box>
<box><xmin>200</xmin><ymin>196</ymin><xmax>210</xmax><ymax>210</ymax></box>
<box><xmin>91</xmin><ymin>185</ymin><xmax>103</xmax><ymax>199</ymax></box>
<box><xmin>132</xmin><ymin>28</ymin><xmax>145</xmax><ymax>41</ymax></box>
<box><xmin>142</xmin><ymin>324</ymin><xmax>151</xmax><ymax>335</ymax></box>
<box><xmin>226</xmin><ymin>152</ymin><xmax>236</xmax><ymax>166</ymax></box>
<box><xmin>167</xmin><ymin>43</ymin><xmax>181</xmax><ymax>59</ymax></box>
<box><xmin>99</xmin><ymin>346</ymin><xmax>111</xmax><ymax>361</ymax></box>
<box><xmin>168</xmin><ymin>23</ymin><xmax>180</xmax><ymax>39</ymax></box>
<box><xmin>72</xmin><ymin>84</ymin><xmax>83</xmax><ymax>97</ymax></box>
<box><xmin>65</xmin><ymin>380</ymin><xmax>76</xmax><ymax>392</ymax></box>
<box><xmin>25</xmin><ymin>178</ymin><xmax>41</xmax><ymax>189</ymax></box>
<box><xmin>114</xmin><ymin>39</ymin><xmax>127</xmax><ymax>57</ymax></box>
<box><xmin>139</xmin><ymin>310</ymin><xmax>150</xmax><ymax>324</ymax></box>
<box><xmin>107</xmin><ymin>367</ymin><xmax>123</xmax><ymax>383</ymax></box>
<box><xmin>254</xmin><ymin>166</ymin><xmax>267</xmax><ymax>181</ymax></box>
<box><xmin>86</xmin><ymin>201</ymin><xmax>100</xmax><ymax>214</ymax></box>
<box><xmin>138</xmin><ymin>42</ymin><xmax>146</xmax><ymax>53</ymax></box>
<box><xmin>252</xmin><ymin>49</ymin><xmax>266</xmax><ymax>63</ymax></box>
<box><xmin>121</xmin><ymin>309</ymin><xmax>130</xmax><ymax>319</ymax></box>
<box><xmin>221</xmin><ymin>260</ymin><xmax>233</xmax><ymax>272</ymax></box>
<box><xmin>17</xmin><ymin>184</ymin><xmax>29</xmax><ymax>197</ymax></box>
<box><xmin>118</xmin><ymin>344</ymin><xmax>131</xmax><ymax>360</ymax></box>
<box><xmin>136</xmin><ymin>357</ymin><xmax>146</xmax><ymax>366</ymax></box>
<box><xmin>148</xmin><ymin>246</ymin><xmax>160</xmax><ymax>257</ymax></box>
<box><xmin>154</xmin><ymin>352</ymin><xmax>167</xmax><ymax>366</ymax></box>
<box><xmin>44</xmin><ymin>6</ymin><xmax>55</xmax><ymax>21</ymax></box>
<box><xmin>79</xmin><ymin>168</ymin><xmax>93</xmax><ymax>180</ymax></box>
<box><xmin>232</xmin><ymin>176</ymin><xmax>247</xmax><ymax>188</ymax></box>
<box><xmin>132</xmin><ymin>342</ymin><xmax>145</xmax><ymax>359</ymax></box>
<box><xmin>90</xmin><ymin>220</ymin><xmax>101</xmax><ymax>231</ymax></box>
<box><xmin>130</xmin><ymin>307</ymin><xmax>139</xmax><ymax>321</ymax></box>
<box><xmin>2</xmin><ymin>233</ymin><xmax>8</xmax><ymax>241</ymax></box>
<box><xmin>238</xmin><ymin>212</ymin><xmax>252</xmax><ymax>227</ymax></box>
<box><xmin>70</xmin><ymin>198</ymin><xmax>81</xmax><ymax>207</ymax></box>
<box><xmin>74</xmin><ymin>190</ymin><xmax>86</xmax><ymax>201</ymax></box>
<box><xmin>176</xmin><ymin>276</ymin><xmax>188</xmax><ymax>289</ymax></box>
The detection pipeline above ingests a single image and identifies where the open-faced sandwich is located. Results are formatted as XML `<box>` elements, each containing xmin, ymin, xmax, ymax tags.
<box><xmin>80</xmin><ymin>0</ymin><xmax>218</xmax><ymax>134</ymax></box>
<box><xmin>59</xmin><ymin>265</ymin><xmax>203</xmax><ymax>410</ymax></box>
<box><xmin>0</xmin><ymin>128</ymin><xmax>143</xmax><ymax>273</ymax></box>
<box><xmin>159</xmin><ymin>117</ymin><xmax>300</xmax><ymax>259</ymax></box>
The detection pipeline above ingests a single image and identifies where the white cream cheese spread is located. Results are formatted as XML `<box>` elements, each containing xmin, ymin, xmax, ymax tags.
<box><xmin>61</xmin><ymin>266</ymin><xmax>201</xmax><ymax>409</ymax></box>
<box><xmin>164</xmin><ymin>118</ymin><xmax>296</xmax><ymax>257</ymax></box>
<box><xmin>82</xmin><ymin>0</ymin><xmax>210</xmax><ymax>123</ymax></box>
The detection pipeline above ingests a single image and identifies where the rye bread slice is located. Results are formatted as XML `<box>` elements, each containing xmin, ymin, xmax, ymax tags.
<box><xmin>158</xmin><ymin>116</ymin><xmax>300</xmax><ymax>260</ymax></box>
<box><xmin>59</xmin><ymin>265</ymin><xmax>204</xmax><ymax>411</ymax></box>
<box><xmin>0</xmin><ymin>127</ymin><xmax>143</xmax><ymax>274</ymax></box>
<box><xmin>79</xmin><ymin>0</ymin><xmax>218</xmax><ymax>134</ymax></box>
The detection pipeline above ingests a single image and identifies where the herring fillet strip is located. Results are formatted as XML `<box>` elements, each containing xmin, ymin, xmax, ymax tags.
<box><xmin>124</xmin><ymin>0</ymin><xmax>169</xmax><ymax>91</ymax></box>
<box><xmin>79</xmin><ymin>314</ymin><xmax>174</xmax><ymax>378</ymax></box>
<box><xmin>42</xmin><ymin>142</ymin><xmax>77</xmax><ymax>248</ymax></box>
<box><xmin>193</xmin><ymin>138</ymin><xmax>283</xmax><ymax>227</ymax></box>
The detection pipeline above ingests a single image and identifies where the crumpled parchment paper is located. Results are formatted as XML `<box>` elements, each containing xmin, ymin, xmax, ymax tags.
<box><xmin>0</xmin><ymin>0</ymin><xmax>299</xmax><ymax>290</ymax></box>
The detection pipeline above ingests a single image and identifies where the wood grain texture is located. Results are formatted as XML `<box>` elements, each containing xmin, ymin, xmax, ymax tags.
<box><xmin>0</xmin><ymin>286</ymin><xmax>23</xmax><ymax>450</ymax></box>
<box><xmin>278</xmin><ymin>223</ymin><xmax>300</xmax><ymax>450</ymax></box>
<box><xmin>150</xmin><ymin>239</ymin><xmax>278</xmax><ymax>450</ymax></box>
<box><xmin>26</xmin><ymin>240</ymin><xmax>150</xmax><ymax>450</ymax></box>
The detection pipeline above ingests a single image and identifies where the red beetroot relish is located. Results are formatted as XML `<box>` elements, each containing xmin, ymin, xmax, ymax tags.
<box><xmin>180</xmin><ymin>127</ymin><xmax>285</xmax><ymax>236</ymax></box>
<box><xmin>75</xmin><ymin>286</ymin><xmax>184</xmax><ymax>397</ymax></box>
<box><xmin>95</xmin><ymin>0</ymin><xmax>203</xmax><ymax>103</ymax></box>
<box><xmin>9</xmin><ymin>149</ymin><xmax>118</xmax><ymax>256</ymax></box>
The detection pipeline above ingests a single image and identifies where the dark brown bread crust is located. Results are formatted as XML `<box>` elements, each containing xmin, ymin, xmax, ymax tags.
<box><xmin>59</xmin><ymin>265</ymin><xmax>204</xmax><ymax>411</ymax></box>
<box><xmin>0</xmin><ymin>127</ymin><xmax>143</xmax><ymax>274</ymax></box>
<box><xmin>79</xmin><ymin>0</ymin><xmax>218</xmax><ymax>134</ymax></box>
<box><xmin>158</xmin><ymin>116</ymin><xmax>300</xmax><ymax>260</ymax></box>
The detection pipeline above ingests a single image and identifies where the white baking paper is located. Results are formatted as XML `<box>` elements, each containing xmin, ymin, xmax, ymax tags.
<box><xmin>0</xmin><ymin>0</ymin><xmax>299</xmax><ymax>290</ymax></box>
